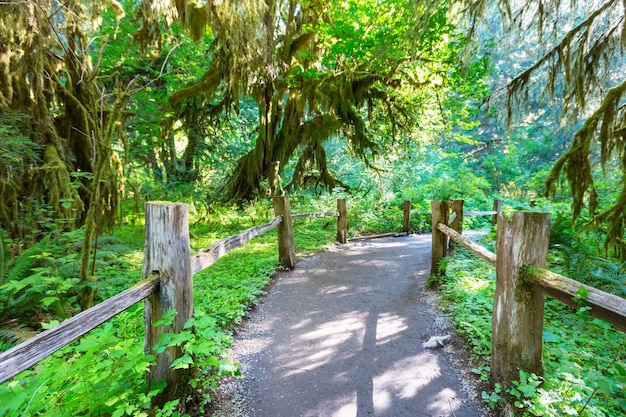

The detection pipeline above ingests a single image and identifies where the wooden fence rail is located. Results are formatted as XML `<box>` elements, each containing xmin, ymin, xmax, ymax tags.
<box><xmin>0</xmin><ymin>197</ymin><xmax>347</xmax><ymax>399</ymax></box>
<box><xmin>430</xmin><ymin>200</ymin><xmax>626</xmax><ymax>392</ymax></box>
<box><xmin>0</xmin><ymin>277</ymin><xmax>159</xmax><ymax>384</ymax></box>
<box><xmin>192</xmin><ymin>216</ymin><xmax>284</xmax><ymax>274</ymax></box>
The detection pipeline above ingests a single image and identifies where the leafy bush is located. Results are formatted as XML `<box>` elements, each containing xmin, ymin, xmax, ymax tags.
<box><xmin>0</xmin><ymin>307</ymin><xmax>161</xmax><ymax>417</ymax></box>
<box><xmin>0</xmin><ymin>230</ymin><xmax>134</xmax><ymax>343</ymax></box>
<box><xmin>0</xmin><ymin>196</ymin><xmax>344</xmax><ymax>415</ymax></box>
<box><xmin>441</xmin><ymin>246</ymin><xmax>626</xmax><ymax>416</ymax></box>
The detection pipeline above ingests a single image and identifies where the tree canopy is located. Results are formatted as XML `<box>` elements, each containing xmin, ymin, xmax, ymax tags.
<box><xmin>132</xmin><ymin>0</ymin><xmax>484</xmax><ymax>201</ymax></box>
<box><xmin>1</xmin><ymin>0</ymin><xmax>625</xmax><ymax>258</ymax></box>
<box><xmin>464</xmin><ymin>0</ymin><xmax>626</xmax><ymax>257</ymax></box>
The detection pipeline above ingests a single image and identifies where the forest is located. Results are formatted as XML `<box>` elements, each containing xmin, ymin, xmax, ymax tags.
<box><xmin>0</xmin><ymin>0</ymin><xmax>625</xmax><ymax>415</ymax></box>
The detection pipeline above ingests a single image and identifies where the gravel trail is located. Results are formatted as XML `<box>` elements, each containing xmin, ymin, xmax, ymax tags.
<box><xmin>211</xmin><ymin>234</ymin><xmax>491</xmax><ymax>417</ymax></box>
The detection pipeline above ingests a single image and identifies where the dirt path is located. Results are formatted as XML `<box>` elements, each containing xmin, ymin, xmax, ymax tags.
<box><xmin>211</xmin><ymin>234</ymin><xmax>490</xmax><ymax>417</ymax></box>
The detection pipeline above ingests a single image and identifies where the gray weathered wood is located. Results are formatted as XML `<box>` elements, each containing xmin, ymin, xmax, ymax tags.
<box><xmin>449</xmin><ymin>200</ymin><xmax>464</xmax><ymax>248</ymax></box>
<box><xmin>522</xmin><ymin>266</ymin><xmax>626</xmax><ymax>333</ymax></box>
<box><xmin>348</xmin><ymin>232</ymin><xmax>408</xmax><ymax>242</ymax></box>
<box><xmin>463</xmin><ymin>211</ymin><xmax>498</xmax><ymax>217</ymax></box>
<box><xmin>491</xmin><ymin>212</ymin><xmax>551</xmax><ymax>389</ymax></box>
<box><xmin>143</xmin><ymin>202</ymin><xmax>194</xmax><ymax>405</ymax></box>
<box><xmin>437</xmin><ymin>223</ymin><xmax>496</xmax><ymax>266</ymax></box>
<box><xmin>431</xmin><ymin>201</ymin><xmax>450</xmax><ymax>276</ymax></box>
<box><xmin>337</xmin><ymin>198</ymin><xmax>347</xmax><ymax>244</ymax></box>
<box><xmin>192</xmin><ymin>216</ymin><xmax>282</xmax><ymax>274</ymax></box>
<box><xmin>0</xmin><ymin>277</ymin><xmax>158</xmax><ymax>385</ymax></box>
<box><xmin>291</xmin><ymin>212</ymin><xmax>340</xmax><ymax>220</ymax></box>
<box><xmin>273</xmin><ymin>196</ymin><xmax>296</xmax><ymax>269</ymax></box>
<box><xmin>402</xmin><ymin>200</ymin><xmax>412</xmax><ymax>233</ymax></box>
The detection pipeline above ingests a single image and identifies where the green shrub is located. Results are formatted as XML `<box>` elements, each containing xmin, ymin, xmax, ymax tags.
<box><xmin>441</xmin><ymin>247</ymin><xmax>626</xmax><ymax>416</ymax></box>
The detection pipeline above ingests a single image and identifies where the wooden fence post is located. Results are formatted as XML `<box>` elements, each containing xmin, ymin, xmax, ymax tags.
<box><xmin>430</xmin><ymin>201</ymin><xmax>450</xmax><ymax>276</ymax></box>
<box><xmin>337</xmin><ymin>198</ymin><xmax>347</xmax><ymax>244</ymax></box>
<box><xmin>142</xmin><ymin>202</ymin><xmax>194</xmax><ymax>405</ymax></box>
<box><xmin>402</xmin><ymin>200</ymin><xmax>412</xmax><ymax>234</ymax></box>
<box><xmin>492</xmin><ymin>199</ymin><xmax>502</xmax><ymax>225</ymax></box>
<box><xmin>490</xmin><ymin>212</ymin><xmax>551</xmax><ymax>390</ymax></box>
<box><xmin>450</xmin><ymin>199</ymin><xmax>464</xmax><ymax>235</ymax></box>
<box><xmin>273</xmin><ymin>196</ymin><xmax>296</xmax><ymax>269</ymax></box>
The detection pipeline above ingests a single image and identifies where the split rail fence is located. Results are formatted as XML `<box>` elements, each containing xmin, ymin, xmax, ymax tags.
<box><xmin>429</xmin><ymin>199</ymin><xmax>626</xmax><ymax>388</ymax></box>
<box><xmin>5</xmin><ymin>196</ymin><xmax>625</xmax><ymax>402</ymax></box>
<box><xmin>0</xmin><ymin>196</ymin><xmax>347</xmax><ymax>405</ymax></box>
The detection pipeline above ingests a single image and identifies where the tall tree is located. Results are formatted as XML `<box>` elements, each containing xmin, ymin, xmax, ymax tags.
<box><xmin>136</xmin><ymin>0</ymin><xmax>474</xmax><ymax>200</ymax></box>
<box><xmin>465</xmin><ymin>0</ymin><xmax>626</xmax><ymax>258</ymax></box>
<box><xmin>0</xmin><ymin>0</ymin><xmax>129</xmax><ymax>308</ymax></box>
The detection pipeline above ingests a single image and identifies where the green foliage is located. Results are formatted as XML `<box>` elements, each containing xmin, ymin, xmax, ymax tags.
<box><xmin>549</xmin><ymin>235</ymin><xmax>626</xmax><ymax>297</ymax></box>
<box><xmin>442</xmin><ymin>244</ymin><xmax>626</xmax><ymax>416</ymax></box>
<box><xmin>0</xmin><ymin>307</ymin><xmax>165</xmax><ymax>417</ymax></box>
<box><xmin>439</xmin><ymin>248</ymin><xmax>494</xmax><ymax>356</ymax></box>
<box><xmin>0</xmin><ymin>197</ymin><xmax>349</xmax><ymax>415</ymax></box>
<box><xmin>0</xmin><ymin>112</ymin><xmax>44</xmax><ymax>238</ymax></box>
<box><xmin>0</xmin><ymin>230</ymin><xmax>134</xmax><ymax>350</ymax></box>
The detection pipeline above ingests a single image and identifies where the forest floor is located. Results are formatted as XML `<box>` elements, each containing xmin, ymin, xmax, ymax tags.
<box><xmin>209</xmin><ymin>234</ymin><xmax>493</xmax><ymax>417</ymax></box>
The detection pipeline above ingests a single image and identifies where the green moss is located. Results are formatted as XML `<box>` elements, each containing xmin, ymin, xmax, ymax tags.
<box><xmin>516</xmin><ymin>264</ymin><xmax>544</xmax><ymax>302</ymax></box>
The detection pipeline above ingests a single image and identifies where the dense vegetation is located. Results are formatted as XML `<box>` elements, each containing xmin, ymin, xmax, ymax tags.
<box><xmin>1</xmin><ymin>0</ymin><xmax>625</xmax><ymax>415</ymax></box>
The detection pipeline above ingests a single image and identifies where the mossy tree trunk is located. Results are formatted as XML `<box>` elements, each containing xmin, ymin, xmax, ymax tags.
<box><xmin>0</xmin><ymin>0</ymin><xmax>130</xmax><ymax>309</ymax></box>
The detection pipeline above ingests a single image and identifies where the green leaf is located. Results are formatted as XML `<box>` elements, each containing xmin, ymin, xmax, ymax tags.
<box><xmin>112</xmin><ymin>408</ymin><xmax>125</xmax><ymax>417</ymax></box>
<box><xmin>575</xmin><ymin>285</ymin><xmax>589</xmax><ymax>300</ymax></box>
<box><xmin>542</xmin><ymin>331</ymin><xmax>559</xmax><ymax>342</ymax></box>
<box><xmin>171</xmin><ymin>353</ymin><xmax>194</xmax><ymax>369</ymax></box>
<box><xmin>40</xmin><ymin>320</ymin><xmax>60</xmax><ymax>330</ymax></box>
<box><xmin>613</xmin><ymin>362</ymin><xmax>626</xmax><ymax>377</ymax></box>
<box><xmin>154</xmin><ymin>310</ymin><xmax>178</xmax><ymax>327</ymax></box>
<box><xmin>41</xmin><ymin>296</ymin><xmax>58</xmax><ymax>307</ymax></box>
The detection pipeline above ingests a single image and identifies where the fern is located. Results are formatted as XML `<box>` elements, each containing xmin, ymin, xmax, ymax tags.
<box><xmin>4</xmin><ymin>239</ymin><xmax>47</xmax><ymax>284</ymax></box>
<box><xmin>95</xmin><ymin>244</ymin><xmax>131</xmax><ymax>257</ymax></box>
<box><xmin>0</xmin><ymin>323</ymin><xmax>36</xmax><ymax>351</ymax></box>
<box><xmin>556</xmin><ymin>243</ymin><xmax>626</xmax><ymax>296</ymax></box>
<box><xmin>73</xmin><ymin>235</ymin><xmax>124</xmax><ymax>249</ymax></box>
<box><xmin>587</xmin><ymin>258</ymin><xmax>626</xmax><ymax>296</ymax></box>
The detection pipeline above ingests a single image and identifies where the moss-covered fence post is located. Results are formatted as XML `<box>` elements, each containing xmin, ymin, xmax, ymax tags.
<box><xmin>490</xmin><ymin>211</ymin><xmax>551</xmax><ymax>390</ymax></box>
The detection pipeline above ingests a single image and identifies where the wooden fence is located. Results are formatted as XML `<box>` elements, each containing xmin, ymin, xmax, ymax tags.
<box><xmin>11</xmin><ymin>196</ymin><xmax>622</xmax><ymax>405</ymax></box>
<box><xmin>430</xmin><ymin>200</ymin><xmax>626</xmax><ymax>389</ymax></box>
<box><xmin>0</xmin><ymin>196</ymin><xmax>347</xmax><ymax>405</ymax></box>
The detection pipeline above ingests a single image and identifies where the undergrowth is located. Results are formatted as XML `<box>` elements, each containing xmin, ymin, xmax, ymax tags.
<box><xmin>0</xmin><ymin>196</ymin><xmax>348</xmax><ymax>416</ymax></box>
<box><xmin>439</xmin><ymin>246</ymin><xmax>626</xmax><ymax>416</ymax></box>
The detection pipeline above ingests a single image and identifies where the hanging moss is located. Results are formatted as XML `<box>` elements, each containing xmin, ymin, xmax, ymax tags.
<box><xmin>41</xmin><ymin>145</ymin><xmax>83</xmax><ymax>228</ymax></box>
<box><xmin>467</xmin><ymin>0</ymin><xmax>626</xmax><ymax>258</ymax></box>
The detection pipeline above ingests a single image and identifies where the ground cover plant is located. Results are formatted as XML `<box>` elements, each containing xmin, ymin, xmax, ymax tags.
<box><xmin>437</xmin><ymin>238</ymin><xmax>626</xmax><ymax>416</ymax></box>
<box><xmin>0</xmin><ymin>194</ymin><xmax>399</xmax><ymax>416</ymax></box>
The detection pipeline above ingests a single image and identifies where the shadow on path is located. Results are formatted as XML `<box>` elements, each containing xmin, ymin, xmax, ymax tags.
<box><xmin>216</xmin><ymin>235</ymin><xmax>487</xmax><ymax>417</ymax></box>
